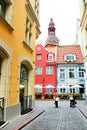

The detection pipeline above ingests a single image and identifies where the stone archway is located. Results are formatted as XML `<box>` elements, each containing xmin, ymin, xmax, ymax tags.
<box><xmin>0</xmin><ymin>39</ymin><xmax>12</xmax><ymax>106</ymax></box>
<box><xmin>19</xmin><ymin>55</ymin><xmax>35</xmax><ymax>113</ymax></box>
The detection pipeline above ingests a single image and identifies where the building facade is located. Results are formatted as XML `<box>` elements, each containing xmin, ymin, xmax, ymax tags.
<box><xmin>35</xmin><ymin>44</ymin><xmax>57</xmax><ymax>94</ymax></box>
<box><xmin>35</xmin><ymin>18</ymin><xmax>85</xmax><ymax>95</ymax></box>
<box><xmin>56</xmin><ymin>45</ymin><xmax>85</xmax><ymax>94</ymax></box>
<box><xmin>35</xmin><ymin>18</ymin><xmax>59</xmax><ymax>94</ymax></box>
<box><xmin>0</xmin><ymin>0</ymin><xmax>40</xmax><ymax>121</ymax></box>
<box><xmin>79</xmin><ymin>0</ymin><xmax>87</xmax><ymax>103</ymax></box>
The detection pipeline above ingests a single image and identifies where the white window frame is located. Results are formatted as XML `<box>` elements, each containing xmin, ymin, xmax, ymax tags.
<box><xmin>64</xmin><ymin>54</ymin><xmax>76</xmax><ymax>62</ymax></box>
<box><xmin>36</xmin><ymin>67</ymin><xmax>42</xmax><ymax>75</ymax></box>
<box><xmin>46</xmin><ymin>66</ymin><xmax>53</xmax><ymax>75</ymax></box>
<box><xmin>60</xmin><ymin>69</ymin><xmax>65</xmax><ymax>78</ymax></box>
<box><xmin>69</xmin><ymin>68</ymin><xmax>75</xmax><ymax>78</ymax></box>
<box><xmin>35</xmin><ymin>84</ymin><xmax>42</xmax><ymax>93</ymax></box>
<box><xmin>36</xmin><ymin>54</ymin><xmax>42</xmax><ymax>60</ymax></box>
<box><xmin>48</xmin><ymin>53</ymin><xmax>54</xmax><ymax>60</ymax></box>
<box><xmin>25</xmin><ymin>16</ymin><xmax>33</xmax><ymax>47</ymax></box>
<box><xmin>79</xmin><ymin>68</ymin><xmax>84</xmax><ymax>77</ymax></box>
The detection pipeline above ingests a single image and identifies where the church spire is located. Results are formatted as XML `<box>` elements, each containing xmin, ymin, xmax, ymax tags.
<box><xmin>45</xmin><ymin>18</ymin><xmax>59</xmax><ymax>46</ymax></box>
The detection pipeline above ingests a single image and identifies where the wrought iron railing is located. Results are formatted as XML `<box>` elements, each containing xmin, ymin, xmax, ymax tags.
<box><xmin>20</xmin><ymin>95</ymin><xmax>32</xmax><ymax>114</ymax></box>
<box><xmin>0</xmin><ymin>98</ymin><xmax>4</xmax><ymax>121</ymax></box>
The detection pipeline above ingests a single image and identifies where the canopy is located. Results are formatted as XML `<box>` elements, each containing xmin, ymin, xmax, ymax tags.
<box><xmin>71</xmin><ymin>84</ymin><xmax>83</xmax><ymax>88</ymax></box>
<box><xmin>45</xmin><ymin>84</ymin><xmax>54</xmax><ymax>88</ymax></box>
<box><xmin>35</xmin><ymin>84</ymin><xmax>42</xmax><ymax>88</ymax></box>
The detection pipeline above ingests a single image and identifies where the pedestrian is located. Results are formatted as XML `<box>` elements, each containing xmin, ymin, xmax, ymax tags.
<box><xmin>54</xmin><ymin>96</ymin><xmax>59</xmax><ymax>108</ymax></box>
<box><xmin>69</xmin><ymin>94</ymin><xmax>76</xmax><ymax>108</ymax></box>
<box><xmin>69</xmin><ymin>94</ymin><xmax>73</xmax><ymax>107</ymax></box>
<box><xmin>72</xmin><ymin>95</ymin><xmax>76</xmax><ymax>108</ymax></box>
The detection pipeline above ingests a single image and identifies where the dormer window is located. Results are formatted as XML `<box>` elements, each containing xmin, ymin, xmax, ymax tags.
<box><xmin>64</xmin><ymin>54</ymin><xmax>76</xmax><ymax>62</ymax></box>
<box><xmin>48</xmin><ymin>53</ymin><xmax>54</xmax><ymax>60</ymax></box>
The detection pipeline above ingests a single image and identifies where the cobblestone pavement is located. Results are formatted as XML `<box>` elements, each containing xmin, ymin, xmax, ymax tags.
<box><xmin>22</xmin><ymin>100</ymin><xmax>87</xmax><ymax>130</ymax></box>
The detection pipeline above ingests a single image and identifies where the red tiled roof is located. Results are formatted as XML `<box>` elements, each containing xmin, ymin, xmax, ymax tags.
<box><xmin>56</xmin><ymin>45</ymin><xmax>84</xmax><ymax>64</ymax></box>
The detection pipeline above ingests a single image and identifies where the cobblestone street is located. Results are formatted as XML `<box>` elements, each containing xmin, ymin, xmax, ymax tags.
<box><xmin>21</xmin><ymin>100</ymin><xmax>87</xmax><ymax>130</ymax></box>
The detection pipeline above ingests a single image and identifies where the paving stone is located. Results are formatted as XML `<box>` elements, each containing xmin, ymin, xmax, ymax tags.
<box><xmin>22</xmin><ymin>100</ymin><xmax>87</xmax><ymax>130</ymax></box>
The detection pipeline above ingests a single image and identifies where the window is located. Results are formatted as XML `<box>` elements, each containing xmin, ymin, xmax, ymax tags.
<box><xmin>0</xmin><ymin>0</ymin><xmax>13</xmax><ymax>26</ymax></box>
<box><xmin>69</xmin><ymin>69</ymin><xmax>75</xmax><ymax>78</ymax></box>
<box><xmin>35</xmin><ymin>0</ymin><xmax>39</xmax><ymax>18</ymax></box>
<box><xmin>64</xmin><ymin>54</ymin><xmax>76</xmax><ymax>62</ymax></box>
<box><xmin>36</xmin><ymin>67</ymin><xmax>42</xmax><ymax>75</ymax></box>
<box><xmin>48</xmin><ymin>53</ymin><xmax>54</xmax><ymax>60</ymax></box>
<box><xmin>0</xmin><ymin>1</ymin><xmax>6</xmax><ymax>18</ymax></box>
<box><xmin>36</xmin><ymin>54</ymin><xmax>42</xmax><ymax>60</ymax></box>
<box><xmin>83</xmin><ymin>0</ymin><xmax>86</xmax><ymax>6</ymax></box>
<box><xmin>35</xmin><ymin>84</ymin><xmax>42</xmax><ymax>93</ymax></box>
<box><xmin>60</xmin><ymin>88</ymin><xmax>65</xmax><ymax>93</ymax></box>
<box><xmin>46</xmin><ymin>66</ymin><xmax>53</xmax><ymax>75</ymax></box>
<box><xmin>20</xmin><ymin>65</ymin><xmax>28</xmax><ymax>85</ymax></box>
<box><xmin>46</xmin><ymin>88</ymin><xmax>52</xmax><ymax>93</ymax></box>
<box><xmin>66</xmin><ymin>56</ymin><xmax>74</xmax><ymax>61</ymax></box>
<box><xmin>60</xmin><ymin>69</ymin><xmax>65</xmax><ymax>78</ymax></box>
<box><xmin>79</xmin><ymin>68</ymin><xmax>84</xmax><ymax>77</ymax></box>
<box><xmin>70</xmin><ymin>88</ymin><xmax>75</xmax><ymax>93</ymax></box>
<box><xmin>25</xmin><ymin>16</ymin><xmax>33</xmax><ymax>46</ymax></box>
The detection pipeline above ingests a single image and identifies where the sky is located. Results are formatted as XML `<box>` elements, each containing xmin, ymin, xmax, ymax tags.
<box><xmin>37</xmin><ymin>0</ymin><xmax>80</xmax><ymax>46</ymax></box>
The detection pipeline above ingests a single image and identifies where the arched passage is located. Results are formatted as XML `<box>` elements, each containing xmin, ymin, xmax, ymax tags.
<box><xmin>19</xmin><ymin>56</ymin><xmax>35</xmax><ymax>114</ymax></box>
<box><xmin>0</xmin><ymin>40</ymin><xmax>12</xmax><ymax>106</ymax></box>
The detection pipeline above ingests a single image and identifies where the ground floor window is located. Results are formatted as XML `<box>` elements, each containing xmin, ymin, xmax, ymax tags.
<box><xmin>70</xmin><ymin>88</ymin><xmax>75</xmax><ymax>93</ymax></box>
<box><xmin>35</xmin><ymin>84</ymin><xmax>42</xmax><ymax>93</ymax></box>
<box><xmin>46</xmin><ymin>88</ymin><xmax>53</xmax><ymax>93</ymax></box>
<box><xmin>60</xmin><ymin>88</ymin><xmax>65</xmax><ymax>93</ymax></box>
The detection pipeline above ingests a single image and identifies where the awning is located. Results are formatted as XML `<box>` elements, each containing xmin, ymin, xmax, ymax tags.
<box><xmin>71</xmin><ymin>84</ymin><xmax>83</xmax><ymax>88</ymax></box>
<box><xmin>35</xmin><ymin>85</ymin><xmax>42</xmax><ymax>88</ymax></box>
<box><xmin>45</xmin><ymin>84</ymin><xmax>54</xmax><ymax>88</ymax></box>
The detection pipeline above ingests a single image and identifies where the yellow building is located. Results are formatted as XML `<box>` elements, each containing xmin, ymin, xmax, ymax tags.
<box><xmin>0</xmin><ymin>0</ymin><xmax>40</xmax><ymax>121</ymax></box>
<box><xmin>79</xmin><ymin>0</ymin><xmax>87</xmax><ymax>102</ymax></box>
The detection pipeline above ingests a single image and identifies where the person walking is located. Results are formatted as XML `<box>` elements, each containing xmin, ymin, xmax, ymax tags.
<box><xmin>72</xmin><ymin>95</ymin><xmax>76</xmax><ymax>107</ymax></box>
<box><xmin>54</xmin><ymin>96</ymin><xmax>59</xmax><ymax>108</ymax></box>
<box><xmin>69</xmin><ymin>94</ymin><xmax>76</xmax><ymax>108</ymax></box>
<box><xmin>69</xmin><ymin>94</ymin><xmax>74</xmax><ymax>107</ymax></box>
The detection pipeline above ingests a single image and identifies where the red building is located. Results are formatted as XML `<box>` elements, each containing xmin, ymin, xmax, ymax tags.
<box><xmin>35</xmin><ymin>18</ymin><xmax>59</xmax><ymax>94</ymax></box>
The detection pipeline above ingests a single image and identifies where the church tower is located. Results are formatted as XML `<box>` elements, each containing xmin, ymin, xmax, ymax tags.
<box><xmin>45</xmin><ymin>18</ymin><xmax>59</xmax><ymax>46</ymax></box>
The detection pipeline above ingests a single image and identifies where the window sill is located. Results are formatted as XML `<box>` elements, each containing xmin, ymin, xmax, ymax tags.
<box><xmin>0</xmin><ymin>15</ymin><xmax>14</xmax><ymax>32</ymax></box>
<box><xmin>23</xmin><ymin>41</ymin><xmax>34</xmax><ymax>52</ymax></box>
